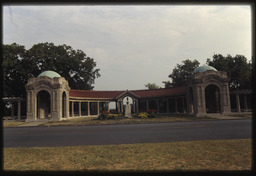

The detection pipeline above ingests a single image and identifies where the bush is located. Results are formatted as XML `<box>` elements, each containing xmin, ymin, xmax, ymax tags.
<box><xmin>137</xmin><ymin>109</ymin><xmax>156</xmax><ymax>118</ymax></box>
<box><xmin>98</xmin><ymin>110</ymin><xmax>123</xmax><ymax>120</ymax></box>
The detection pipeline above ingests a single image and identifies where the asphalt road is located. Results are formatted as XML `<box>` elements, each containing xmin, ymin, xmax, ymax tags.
<box><xmin>4</xmin><ymin>119</ymin><xmax>251</xmax><ymax>148</ymax></box>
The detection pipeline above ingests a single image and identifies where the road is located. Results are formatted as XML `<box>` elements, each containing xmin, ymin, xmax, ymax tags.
<box><xmin>4</xmin><ymin>119</ymin><xmax>251</xmax><ymax>148</ymax></box>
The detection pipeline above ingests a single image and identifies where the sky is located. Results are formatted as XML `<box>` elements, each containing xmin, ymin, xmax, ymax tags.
<box><xmin>3</xmin><ymin>5</ymin><xmax>252</xmax><ymax>91</ymax></box>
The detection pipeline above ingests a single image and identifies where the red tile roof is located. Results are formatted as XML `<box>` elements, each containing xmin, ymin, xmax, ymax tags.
<box><xmin>69</xmin><ymin>89</ymin><xmax>124</xmax><ymax>99</ymax></box>
<box><xmin>130</xmin><ymin>86</ymin><xmax>186</xmax><ymax>98</ymax></box>
<box><xmin>69</xmin><ymin>86</ymin><xmax>186</xmax><ymax>99</ymax></box>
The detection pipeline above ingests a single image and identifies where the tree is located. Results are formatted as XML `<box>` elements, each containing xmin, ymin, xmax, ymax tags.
<box><xmin>145</xmin><ymin>83</ymin><xmax>161</xmax><ymax>89</ymax></box>
<box><xmin>3</xmin><ymin>42</ymin><xmax>101</xmax><ymax>98</ymax></box>
<box><xmin>206</xmin><ymin>54</ymin><xmax>252</xmax><ymax>89</ymax></box>
<box><xmin>163</xmin><ymin>59</ymin><xmax>200</xmax><ymax>88</ymax></box>
<box><xmin>2</xmin><ymin>43</ymin><xmax>27</xmax><ymax>98</ymax></box>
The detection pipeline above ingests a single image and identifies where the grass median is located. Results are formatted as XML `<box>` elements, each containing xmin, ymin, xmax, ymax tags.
<box><xmin>4</xmin><ymin>114</ymin><xmax>252</xmax><ymax>128</ymax></box>
<box><xmin>4</xmin><ymin>138</ymin><xmax>252</xmax><ymax>171</ymax></box>
<box><xmin>4</xmin><ymin>115</ymin><xmax>217</xmax><ymax>128</ymax></box>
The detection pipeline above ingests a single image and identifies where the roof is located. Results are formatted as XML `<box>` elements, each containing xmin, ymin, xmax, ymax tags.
<box><xmin>130</xmin><ymin>86</ymin><xmax>186</xmax><ymax>98</ymax></box>
<box><xmin>69</xmin><ymin>86</ymin><xmax>186</xmax><ymax>99</ymax></box>
<box><xmin>194</xmin><ymin>65</ymin><xmax>217</xmax><ymax>73</ymax></box>
<box><xmin>69</xmin><ymin>90</ymin><xmax>124</xmax><ymax>99</ymax></box>
<box><xmin>38</xmin><ymin>70</ymin><xmax>61</xmax><ymax>78</ymax></box>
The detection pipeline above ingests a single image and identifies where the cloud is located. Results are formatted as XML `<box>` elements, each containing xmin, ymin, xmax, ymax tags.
<box><xmin>3</xmin><ymin>5</ymin><xmax>252</xmax><ymax>90</ymax></box>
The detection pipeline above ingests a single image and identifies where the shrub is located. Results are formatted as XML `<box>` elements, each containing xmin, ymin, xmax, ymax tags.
<box><xmin>138</xmin><ymin>112</ymin><xmax>149</xmax><ymax>118</ymax></box>
<box><xmin>137</xmin><ymin>109</ymin><xmax>156</xmax><ymax>118</ymax></box>
<box><xmin>98</xmin><ymin>110</ymin><xmax>123</xmax><ymax>120</ymax></box>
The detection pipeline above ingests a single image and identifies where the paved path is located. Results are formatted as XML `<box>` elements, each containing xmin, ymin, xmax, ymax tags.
<box><xmin>18</xmin><ymin>121</ymin><xmax>46</xmax><ymax>127</ymax></box>
<box><xmin>206</xmin><ymin>114</ymin><xmax>242</xmax><ymax>120</ymax></box>
<box><xmin>4</xmin><ymin>119</ymin><xmax>251</xmax><ymax>148</ymax></box>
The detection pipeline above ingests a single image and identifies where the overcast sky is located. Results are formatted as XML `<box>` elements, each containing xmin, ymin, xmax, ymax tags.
<box><xmin>3</xmin><ymin>5</ymin><xmax>252</xmax><ymax>91</ymax></box>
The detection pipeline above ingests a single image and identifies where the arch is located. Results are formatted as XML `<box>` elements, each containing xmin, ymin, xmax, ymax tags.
<box><xmin>122</xmin><ymin>96</ymin><xmax>133</xmax><ymax>113</ymax></box>
<box><xmin>37</xmin><ymin>90</ymin><xmax>51</xmax><ymax>119</ymax></box>
<box><xmin>62</xmin><ymin>91</ymin><xmax>67</xmax><ymax>118</ymax></box>
<box><xmin>205</xmin><ymin>84</ymin><xmax>220</xmax><ymax>113</ymax></box>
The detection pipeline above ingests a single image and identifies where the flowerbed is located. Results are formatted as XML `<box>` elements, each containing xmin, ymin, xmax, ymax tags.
<box><xmin>137</xmin><ymin>109</ymin><xmax>156</xmax><ymax>118</ymax></box>
<box><xmin>98</xmin><ymin>111</ymin><xmax>123</xmax><ymax>120</ymax></box>
<box><xmin>98</xmin><ymin>109</ymin><xmax>157</xmax><ymax>120</ymax></box>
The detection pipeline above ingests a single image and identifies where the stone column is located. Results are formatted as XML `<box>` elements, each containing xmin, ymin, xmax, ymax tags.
<box><xmin>121</xmin><ymin>101</ymin><xmax>123</xmax><ymax>113</ymax></box>
<box><xmin>136</xmin><ymin>100</ymin><xmax>139</xmax><ymax>113</ymax></box>
<box><xmin>236</xmin><ymin>94</ymin><xmax>241</xmax><ymax>112</ymax></box>
<box><xmin>133</xmin><ymin>101</ymin><xmax>135</xmax><ymax>113</ymax></box>
<box><xmin>97</xmin><ymin>102</ymin><xmax>100</xmax><ymax>115</ymax></box>
<box><xmin>79</xmin><ymin>101</ymin><xmax>81</xmax><ymax>117</ymax></box>
<box><xmin>72</xmin><ymin>101</ymin><xmax>74</xmax><ymax>117</ymax></box>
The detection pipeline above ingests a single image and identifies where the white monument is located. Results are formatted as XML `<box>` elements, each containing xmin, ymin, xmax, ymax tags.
<box><xmin>124</xmin><ymin>97</ymin><xmax>132</xmax><ymax>118</ymax></box>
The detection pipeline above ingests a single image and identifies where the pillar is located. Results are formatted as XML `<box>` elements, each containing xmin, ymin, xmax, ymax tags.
<box><xmin>136</xmin><ymin>100</ymin><xmax>139</xmax><ymax>113</ymax></box>
<box><xmin>121</xmin><ymin>101</ymin><xmax>123</xmax><ymax>113</ymax></box>
<box><xmin>236</xmin><ymin>94</ymin><xmax>241</xmax><ymax>112</ymax></box>
<box><xmin>146</xmin><ymin>100</ymin><xmax>149</xmax><ymax>111</ymax></box>
<box><xmin>133</xmin><ymin>101</ymin><xmax>135</xmax><ymax>113</ymax></box>
<box><xmin>79</xmin><ymin>101</ymin><xmax>81</xmax><ymax>117</ymax></box>
<box><xmin>72</xmin><ymin>101</ymin><xmax>74</xmax><ymax>117</ymax></box>
<box><xmin>97</xmin><ymin>102</ymin><xmax>100</xmax><ymax>115</ymax></box>
<box><xmin>88</xmin><ymin>102</ymin><xmax>90</xmax><ymax>116</ymax></box>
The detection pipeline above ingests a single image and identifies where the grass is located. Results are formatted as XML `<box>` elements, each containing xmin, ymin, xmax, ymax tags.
<box><xmin>227</xmin><ymin>114</ymin><xmax>253</xmax><ymax>118</ymax></box>
<box><xmin>3</xmin><ymin>138</ymin><xmax>251</xmax><ymax>171</ymax></box>
<box><xmin>3</xmin><ymin>121</ymin><xmax>28</xmax><ymax>128</ymax></box>
<box><xmin>3</xmin><ymin>113</ymin><xmax>252</xmax><ymax>128</ymax></box>
<box><xmin>37</xmin><ymin>115</ymin><xmax>217</xmax><ymax>127</ymax></box>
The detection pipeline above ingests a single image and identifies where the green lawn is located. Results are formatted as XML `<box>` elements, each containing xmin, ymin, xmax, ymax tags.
<box><xmin>4</xmin><ymin>139</ymin><xmax>252</xmax><ymax>171</ymax></box>
<box><xmin>39</xmin><ymin>115</ymin><xmax>217</xmax><ymax>127</ymax></box>
<box><xmin>4</xmin><ymin>113</ymin><xmax>252</xmax><ymax>127</ymax></box>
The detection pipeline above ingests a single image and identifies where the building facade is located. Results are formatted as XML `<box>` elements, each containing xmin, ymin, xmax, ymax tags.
<box><xmin>24</xmin><ymin>66</ymin><xmax>251</xmax><ymax>122</ymax></box>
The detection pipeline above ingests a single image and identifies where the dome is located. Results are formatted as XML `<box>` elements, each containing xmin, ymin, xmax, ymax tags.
<box><xmin>194</xmin><ymin>65</ymin><xmax>217</xmax><ymax>73</ymax></box>
<box><xmin>37</xmin><ymin>70</ymin><xmax>61</xmax><ymax>78</ymax></box>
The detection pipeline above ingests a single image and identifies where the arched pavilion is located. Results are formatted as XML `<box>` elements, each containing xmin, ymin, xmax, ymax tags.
<box><xmin>24</xmin><ymin>67</ymin><xmax>250</xmax><ymax>122</ymax></box>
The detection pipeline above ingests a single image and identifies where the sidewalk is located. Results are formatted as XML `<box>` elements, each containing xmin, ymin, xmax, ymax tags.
<box><xmin>18</xmin><ymin>121</ymin><xmax>47</xmax><ymax>127</ymax></box>
<box><xmin>206</xmin><ymin>114</ymin><xmax>241</xmax><ymax>120</ymax></box>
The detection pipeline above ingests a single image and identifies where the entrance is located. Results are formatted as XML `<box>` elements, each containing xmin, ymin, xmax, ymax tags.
<box><xmin>205</xmin><ymin>84</ymin><xmax>220</xmax><ymax>113</ymax></box>
<box><xmin>62</xmin><ymin>92</ymin><xmax>67</xmax><ymax>118</ymax></box>
<box><xmin>37</xmin><ymin>90</ymin><xmax>51</xmax><ymax>119</ymax></box>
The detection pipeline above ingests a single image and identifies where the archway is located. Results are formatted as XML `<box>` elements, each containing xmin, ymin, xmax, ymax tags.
<box><xmin>37</xmin><ymin>90</ymin><xmax>51</xmax><ymax>119</ymax></box>
<box><xmin>205</xmin><ymin>84</ymin><xmax>220</xmax><ymax>113</ymax></box>
<box><xmin>62</xmin><ymin>92</ymin><xmax>67</xmax><ymax>118</ymax></box>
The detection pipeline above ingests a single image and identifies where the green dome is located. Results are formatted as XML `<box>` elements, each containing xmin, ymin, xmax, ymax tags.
<box><xmin>37</xmin><ymin>70</ymin><xmax>61</xmax><ymax>78</ymax></box>
<box><xmin>194</xmin><ymin>65</ymin><xmax>217</xmax><ymax>73</ymax></box>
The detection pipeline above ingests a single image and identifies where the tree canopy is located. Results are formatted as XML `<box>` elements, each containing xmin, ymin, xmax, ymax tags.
<box><xmin>145</xmin><ymin>83</ymin><xmax>161</xmax><ymax>89</ymax></box>
<box><xmin>163</xmin><ymin>59</ymin><xmax>200</xmax><ymax>88</ymax></box>
<box><xmin>3</xmin><ymin>42</ymin><xmax>100</xmax><ymax>98</ymax></box>
<box><xmin>206</xmin><ymin>54</ymin><xmax>252</xmax><ymax>89</ymax></box>
<box><xmin>163</xmin><ymin>54</ymin><xmax>252</xmax><ymax>89</ymax></box>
